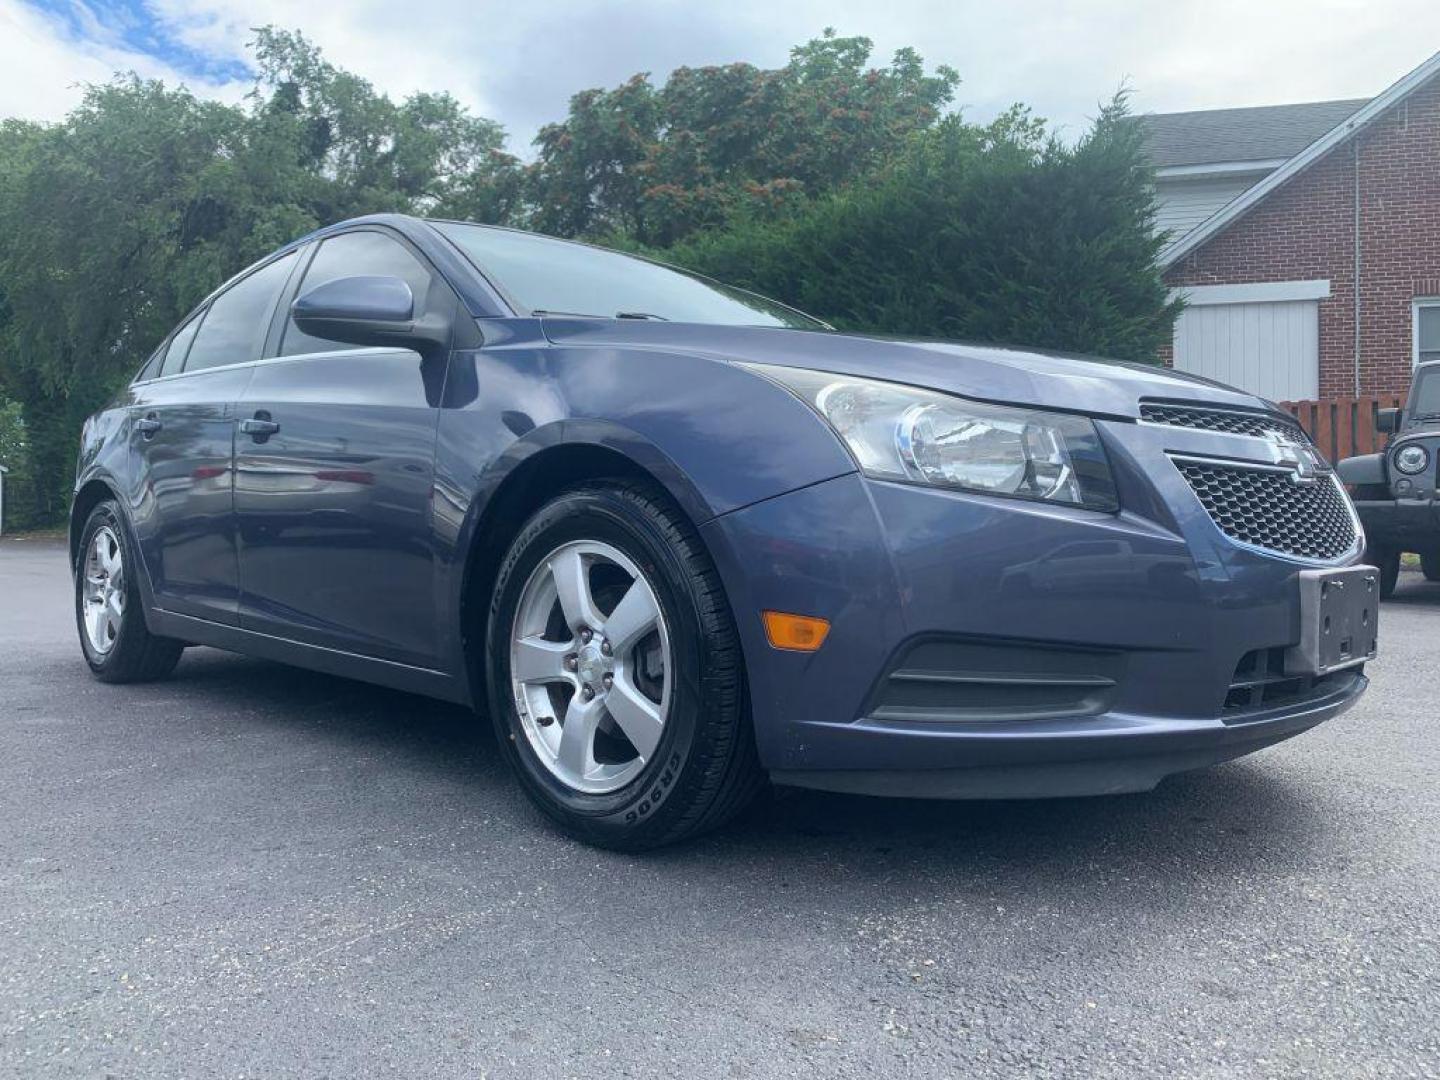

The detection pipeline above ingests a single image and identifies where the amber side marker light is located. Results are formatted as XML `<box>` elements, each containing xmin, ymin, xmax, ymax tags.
<box><xmin>762</xmin><ymin>611</ymin><xmax>831</xmax><ymax>652</ymax></box>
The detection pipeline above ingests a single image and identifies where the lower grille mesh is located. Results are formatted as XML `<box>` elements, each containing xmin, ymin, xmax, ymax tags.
<box><xmin>1175</xmin><ymin>460</ymin><xmax>1357</xmax><ymax>560</ymax></box>
<box><xmin>1223</xmin><ymin>647</ymin><xmax>1356</xmax><ymax>717</ymax></box>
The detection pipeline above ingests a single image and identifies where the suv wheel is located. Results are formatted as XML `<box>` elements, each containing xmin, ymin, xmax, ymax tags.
<box><xmin>1422</xmin><ymin>549</ymin><xmax>1440</xmax><ymax>583</ymax></box>
<box><xmin>75</xmin><ymin>500</ymin><xmax>185</xmax><ymax>683</ymax></box>
<box><xmin>1374</xmin><ymin>546</ymin><xmax>1401</xmax><ymax>599</ymax></box>
<box><xmin>486</xmin><ymin>482</ymin><xmax>763</xmax><ymax>850</ymax></box>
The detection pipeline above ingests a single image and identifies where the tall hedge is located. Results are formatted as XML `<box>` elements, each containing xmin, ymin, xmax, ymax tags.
<box><xmin>658</xmin><ymin>99</ymin><xmax>1179</xmax><ymax>364</ymax></box>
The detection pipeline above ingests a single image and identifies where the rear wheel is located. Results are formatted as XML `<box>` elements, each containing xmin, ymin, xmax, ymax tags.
<box><xmin>485</xmin><ymin>482</ymin><xmax>762</xmax><ymax>850</ymax></box>
<box><xmin>75</xmin><ymin>500</ymin><xmax>184</xmax><ymax>683</ymax></box>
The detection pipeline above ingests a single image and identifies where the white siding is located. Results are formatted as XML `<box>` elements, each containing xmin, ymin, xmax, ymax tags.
<box><xmin>1173</xmin><ymin>300</ymin><xmax>1319</xmax><ymax>401</ymax></box>
<box><xmin>1154</xmin><ymin>175</ymin><xmax>1266</xmax><ymax>242</ymax></box>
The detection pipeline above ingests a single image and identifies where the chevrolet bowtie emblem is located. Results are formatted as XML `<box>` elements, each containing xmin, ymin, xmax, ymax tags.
<box><xmin>1266</xmin><ymin>430</ymin><xmax>1329</xmax><ymax>483</ymax></box>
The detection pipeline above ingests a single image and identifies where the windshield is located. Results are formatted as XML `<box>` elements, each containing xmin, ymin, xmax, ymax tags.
<box><xmin>1413</xmin><ymin>369</ymin><xmax>1440</xmax><ymax>418</ymax></box>
<box><xmin>432</xmin><ymin>222</ymin><xmax>825</xmax><ymax>330</ymax></box>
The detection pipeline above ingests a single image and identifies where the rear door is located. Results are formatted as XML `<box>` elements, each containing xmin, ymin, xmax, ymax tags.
<box><xmin>233</xmin><ymin>228</ymin><xmax>454</xmax><ymax>668</ymax></box>
<box><xmin>128</xmin><ymin>251</ymin><xmax>300</xmax><ymax>624</ymax></box>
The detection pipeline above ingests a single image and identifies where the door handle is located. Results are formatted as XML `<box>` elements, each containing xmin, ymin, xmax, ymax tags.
<box><xmin>239</xmin><ymin>415</ymin><xmax>281</xmax><ymax>438</ymax></box>
<box><xmin>136</xmin><ymin>414</ymin><xmax>162</xmax><ymax>438</ymax></box>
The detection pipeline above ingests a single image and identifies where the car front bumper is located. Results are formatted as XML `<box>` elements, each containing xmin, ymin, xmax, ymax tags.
<box><xmin>702</xmin><ymin>418</ymin><xmax>1370</xmax><ymax>798</ymax></box>
<box><xmin>1354</xmin><ymin>497</ymin><xmax>1440</xmax><ymax>550</ymax></box>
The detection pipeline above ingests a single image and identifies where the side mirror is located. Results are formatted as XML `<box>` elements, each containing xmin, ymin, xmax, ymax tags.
<box><xmin>291</xmin><ymin>275</ymin><xmax>449</xmax><ymax>355</ymax></box>
<box><xmin>1376</xmin><ymin>407</ymin><xmax>1401</xmax><ymax>434</ymax></box>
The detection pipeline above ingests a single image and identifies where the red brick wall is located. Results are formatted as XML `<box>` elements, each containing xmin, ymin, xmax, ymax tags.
<box><xmin>1164</xmin><ymin>74</ymin><xmax>1440</xmax><ymax>399</ymax></box>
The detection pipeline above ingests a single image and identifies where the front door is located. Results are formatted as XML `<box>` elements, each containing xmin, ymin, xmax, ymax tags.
<box><xmin>233</xmin><ymin>229</ymin><xmax>452</xmax><ymax>669</ymax></box>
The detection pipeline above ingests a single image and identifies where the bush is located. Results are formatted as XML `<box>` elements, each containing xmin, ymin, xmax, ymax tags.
<box><xmin>658</xmin><ymin>99</ymin><xmax>1179</xmax><ymax>364</ymax></box>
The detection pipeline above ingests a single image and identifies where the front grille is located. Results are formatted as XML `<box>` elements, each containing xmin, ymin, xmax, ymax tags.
<box><xmin>1141</xmin><ymin>403</ymin><xmax>1306</xmax><ymax>442</ymax></box>
<box><xmin>1175</xmin><ymin>459</ymin><xmax>1357</xmax><ymax>560</ymax></box>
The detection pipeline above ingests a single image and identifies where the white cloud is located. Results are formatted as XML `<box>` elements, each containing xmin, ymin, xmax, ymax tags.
<box><xmin>2</xmin><ymin>0</ymin><xmax>1437</xmax><ymax>149</ymax></box>
<box><xmin>0</xmin><ymin>0</ymin><xmax>247</xmax><ymax>122</ymax></box>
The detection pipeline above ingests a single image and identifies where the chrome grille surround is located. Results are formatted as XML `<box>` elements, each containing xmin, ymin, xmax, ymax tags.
<box><xmin>1171</xmin><ymin>456</ymin><xmax>1361</xmax><ymax>562</ymax></box>
<box><xmin>1141</xmin><ymin>403</ymin><xmax>1307</xmax><ymax>443</ymax></box>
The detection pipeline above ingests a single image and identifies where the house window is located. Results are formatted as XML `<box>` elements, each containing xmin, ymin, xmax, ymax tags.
<box><xmin>1418</xmin><ymin>300</ymin><xmax>1440</xmax><ymax>366</ymax></box>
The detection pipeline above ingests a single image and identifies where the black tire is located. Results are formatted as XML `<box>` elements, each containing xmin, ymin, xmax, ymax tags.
<box><xmin>74</xmin><ymin>500</ymin><xmax>185</xmax><ymax>683</ymax></box>
<box><xmin>1422</xmin><ymin>550</ymin><xmax>1440</xmax><ymax>583</ymax></box>
<box><xmin>1375</xmin><ymin>546</ymin><xmax>1401</xmax><ymax>599</ymax></box>
<box><xmin>485</xmin><ymin>481</ymin><xmax>763</xmax><ymax>850</ymax></box>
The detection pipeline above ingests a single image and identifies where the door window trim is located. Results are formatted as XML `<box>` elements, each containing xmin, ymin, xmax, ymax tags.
<box><xmin>131</xmin><ymin>247</ymin><xmax>305</xmax><ymax>386</ymax></box>
<box><xmin>131</xmin><ymin>226</ymin><xmax>460</xmax><ymax>385</ymax></box>
<box><xmin>181</xmin><ymin>249</ymin><xmax>304</xmax><ymax>375</ymax></box>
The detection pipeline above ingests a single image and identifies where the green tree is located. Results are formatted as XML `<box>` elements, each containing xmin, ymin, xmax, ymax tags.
<box><xmin>0</xmin><ymin>397</ymin><xmax>34</xmax><ymax>531</ymax></box>
<box><xmin>527</xmin><ymin>29</ymin><xmax>958</xmax><ymax>244</ymax></box>
<box><xmin>657</xmin><ymin>96</ymin><xmax>1179</xmax><ymax>362</ymax></box>
<box><xmin>0</xmin><ymin>28</ymin><xmax>521</xmax><ymax>521</ymax></box>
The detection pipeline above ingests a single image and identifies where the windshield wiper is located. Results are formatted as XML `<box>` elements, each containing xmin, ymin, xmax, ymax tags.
<box><xmin>529</xmin><ymin>309</ymin><xmax>670</xmax><ymax>321</ymax></box>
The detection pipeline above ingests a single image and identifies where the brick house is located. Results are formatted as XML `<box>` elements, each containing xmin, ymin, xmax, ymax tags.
<box><xmin>1141</xmin><ymin>51</ymin><xmax>1440</xmax><ymax>407</ymax></box>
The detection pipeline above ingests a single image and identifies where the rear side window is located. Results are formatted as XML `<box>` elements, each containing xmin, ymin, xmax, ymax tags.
<box><xmin>135</xmin><ymin>350</ymin><xmax>162</xmax><ymax>384</ymax></box>
<box><xmin>184</xmin><ymin>252</ymin><xmax>297</xmax><ymax>373</ymax></box>
<box><xmin>157</xmin><ymin>313</ymin><xmax>203</xmax><ymax>377</ymax></box>
<box><xmin>280</xmin><ymin>231</ymin><xmax>437</xmax><ymax>357</ymax></box>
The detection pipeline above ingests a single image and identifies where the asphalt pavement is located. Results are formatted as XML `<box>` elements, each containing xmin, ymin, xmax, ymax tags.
<box><xmin>1</xmin><ymin>537</ymin><xmax>1436</xmax><ymax>1079</ymax></box>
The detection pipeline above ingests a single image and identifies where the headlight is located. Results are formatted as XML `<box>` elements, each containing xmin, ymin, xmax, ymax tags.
<box><xmin>745</xmin><ymin>364</ymin><xmax>1119</xmax><ymax>511</ymax></box>
<box><xmin>1395</xmin><ymin>444</ymin><xmax>1429</xmax><ymax>475</ymax></box>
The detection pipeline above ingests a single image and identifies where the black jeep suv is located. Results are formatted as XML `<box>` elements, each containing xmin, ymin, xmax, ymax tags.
<box><xmin>1339</xmin><ymin>360</ymin><xmax>1440</xmax><ymax>596</ymax></box>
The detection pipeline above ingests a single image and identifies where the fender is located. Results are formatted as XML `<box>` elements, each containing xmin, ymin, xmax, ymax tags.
<box><xmin>1336</xmin><ymin>452</ymin><xmax>1385</xmax><ymax>487</ymax></box>
<box><xmin>431</xmin><ymin>338</ymin><xmax>859</xmax><ymax>698</ymax></box>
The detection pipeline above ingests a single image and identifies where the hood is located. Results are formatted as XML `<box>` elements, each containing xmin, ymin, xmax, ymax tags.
<box><xmin>540</xmin><ymin>320</ymin><xmax>1272</xmax><ymax>419</ymax></box>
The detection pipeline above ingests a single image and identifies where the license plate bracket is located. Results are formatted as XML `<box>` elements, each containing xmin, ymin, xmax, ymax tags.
<box><xmin>1284</xmin><ymin>566</ymin><xmax>1380</xmax><ymax>676</ymax></box>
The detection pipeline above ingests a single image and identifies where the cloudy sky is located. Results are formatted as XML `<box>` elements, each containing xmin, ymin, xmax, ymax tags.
<box><xmin>2</xmin><ymin>0</ymin><xmax>1438</xmax><ymax>151</ymax></box>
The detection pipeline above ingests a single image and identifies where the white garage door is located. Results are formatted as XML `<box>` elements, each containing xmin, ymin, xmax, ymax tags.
<box><xmin>1171</xmin><ymin>281</ymin><xmax>1328</xmax><ymax>402</ymax></box>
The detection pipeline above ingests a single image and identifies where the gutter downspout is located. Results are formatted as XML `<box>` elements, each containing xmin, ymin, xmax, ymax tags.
<box><xmin>1353</xmin><ymin>138</ymin><xmax>1363</xmax><ymax>397</ymax></box>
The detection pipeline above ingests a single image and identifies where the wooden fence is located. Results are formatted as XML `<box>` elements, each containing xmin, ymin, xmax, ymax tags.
<box><xmin>1277</xmin><ymin>395</ymin><xmax>1404</xmax><ymax>463</ymax></box>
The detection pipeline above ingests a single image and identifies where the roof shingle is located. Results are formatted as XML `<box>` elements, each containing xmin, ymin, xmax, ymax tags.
<box><xmin>1138</xmin><ymin>99</ymin><xmax>1370</xmax><ymax>168</ymax></box>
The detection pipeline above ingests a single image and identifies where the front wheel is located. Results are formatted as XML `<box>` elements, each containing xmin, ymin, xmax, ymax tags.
<box><xmin>75</xmin><ymin>500</ymin><xmax>185</xmax><ymax>683</ymax></box>
<box><xmin>485</xmin><ymin>482</ymin><xmax>763</xmax><ymax>850</ymax></box>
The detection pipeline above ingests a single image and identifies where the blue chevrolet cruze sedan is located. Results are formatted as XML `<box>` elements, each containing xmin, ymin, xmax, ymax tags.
<box><xmin>71</xmin><ymin>213</ymin><xmax>1378</xmax><ymax>848</ymax></box>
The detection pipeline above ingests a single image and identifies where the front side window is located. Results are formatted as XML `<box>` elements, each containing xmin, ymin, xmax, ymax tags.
<box><xmin>433</xmin><ymin>222</ymin><xmax>825</xmax><ymax>330</ymax></box>
<box><xmin>184</xmin><ymin>252</ymin><xmax>297</xmax><ymax>373</ymax></box>
<box><xmin>1418</xmin><ymin>301</ymin><xmax>1440</xmax><ymax>367</ymax></box>
<box><xmin>280</xmin><ymin>231</ymin><xmax>438</xmax><ymax>356</ymax></box>
<box><xmin>157</xmin><ymin>312</ymin><xmax>203</xmax><ymax>377</ymax></box>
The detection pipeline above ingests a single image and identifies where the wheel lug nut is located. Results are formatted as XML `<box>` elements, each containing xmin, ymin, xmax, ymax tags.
<box><xmin>564</xmin><ymin>655</ymin><xmax>578</xmax><ymax>671</ymax></box>
<box><xmin>600</xmin><ymin>640</ymin><xmax>612</xmax><ymax>656</ymax></box>
<box><xmin>603</xmin><ymin>674</ymin><xmax>613</xmax><ymax>689</ymax></box>
<box><xmin>581</xmin><ymin>686</ymin><xmax>595</xmax><ymax>701</ymax></box>
<box><xmin>580</xmin><ymin>628</ymin><xmax>593</xmax><ymax>643</ymax></box>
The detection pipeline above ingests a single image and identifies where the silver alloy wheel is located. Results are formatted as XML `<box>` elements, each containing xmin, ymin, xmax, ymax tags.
<box><xmin>83</xmin><ymin>525</ymin><xmax>125</xmax><ymax>656</ymax></box>
<box><xmin>509</xmin><ymin>539</ymin><xmax>672</xmax><ymax>794</ymax></box>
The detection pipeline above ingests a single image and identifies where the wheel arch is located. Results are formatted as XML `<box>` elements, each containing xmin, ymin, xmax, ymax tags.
<box><xmin>454</xmin><ymin>436</ymin><xmax>722</xmax><ymax>707</ymax></box>
<box><xmin>69</xmin><ymin>477</ymin><xmax>121</xmax><ymax>572</ymax></box>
